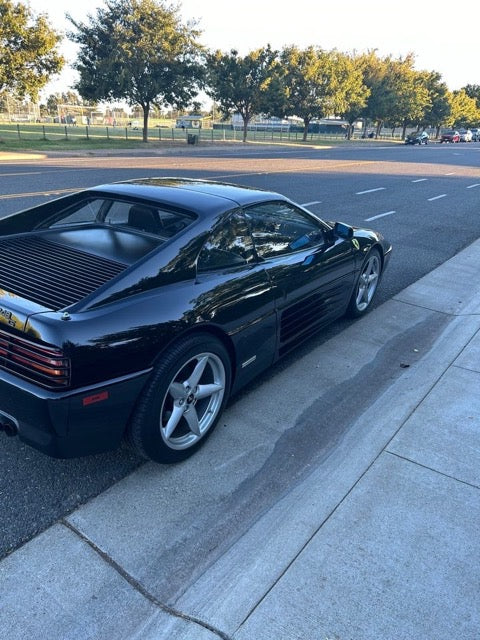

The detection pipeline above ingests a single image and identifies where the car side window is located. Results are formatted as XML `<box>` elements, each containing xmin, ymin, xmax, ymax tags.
<box><xmin>47</xmin><ymin>199</ymin><xmax>104</xmax><ymax>227</ymax></box>
<box><xmin>197</xmin><ymin>211</ymin><xmax>255</xmax><ymax>272</ymax></box>
<box><xmin>244</xmin><ymin>201</ymin><xmax>325</xmax><ymax>259</ymax></box>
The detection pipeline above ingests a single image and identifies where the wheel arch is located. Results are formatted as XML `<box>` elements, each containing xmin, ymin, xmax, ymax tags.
<box><xmin>150</xmin><ymin>324</ymin><xmax>238</xmax><ymax>388</ymax></box>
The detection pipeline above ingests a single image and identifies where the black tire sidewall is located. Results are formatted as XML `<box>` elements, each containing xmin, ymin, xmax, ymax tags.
<box><xmin>127</xmin><ymin>333</ymin><xmax>231</xmax><ymax>463</ymax></box>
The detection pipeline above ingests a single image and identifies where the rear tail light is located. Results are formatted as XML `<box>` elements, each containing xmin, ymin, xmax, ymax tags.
<box><xmin>0</xmin><ymin>328</ymin><xmax>70</xmax><ymax>388</ymax></box>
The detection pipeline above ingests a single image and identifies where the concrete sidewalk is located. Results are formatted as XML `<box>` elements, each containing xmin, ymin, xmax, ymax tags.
<box><xmin>1</xmin><ymin>240</ymin><xmax>480</xmax><ymax>640</ymax></box>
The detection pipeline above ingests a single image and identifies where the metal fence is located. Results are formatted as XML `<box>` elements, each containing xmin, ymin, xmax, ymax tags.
<box><xmin>0</xmin><ymin>122</ymin><xmax>404</xmax><ymax>145</ymax></box>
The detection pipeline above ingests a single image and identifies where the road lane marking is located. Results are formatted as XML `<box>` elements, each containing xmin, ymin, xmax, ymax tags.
<box><xmin>365</xmin><ymin>211</ymin><xmax>395</xmax><ymax>221</ymax></box>
<box><xmin>428</xmin><ymin>194</ymin><xmax>447</xmax><ymax>201</ymax></box>
<box><xmin>301</xmin><ymin>200</ymin><xmax>322</xmax><ymax>207</ymax></box>
<box><xmin>0</xmin><ymin>187</ymin><xmax>79</xmax><ymax>200</ymax></box>
<box><xmin>466</xmin><ymin>184</ymin><xmax>480</xmax><ymax>189</ymax></box>
<box><xmin>356</xmin><ymin>187</ymin><xmax>386</xmax><ymax>195</ymax></box>
<box><xmin>412</xmin><ymin>178</ymin><xmax>428</xmax><ymax>183</ymax></box>
<box><xmin>444</xmin><ymin>172</ymin><xmax>455</xmax><ymax>175</ymax></box>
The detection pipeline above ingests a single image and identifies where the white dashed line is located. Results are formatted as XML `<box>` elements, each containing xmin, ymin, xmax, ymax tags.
<box><xmin>466</xmin><ymin>184</ymin><xmax>480</xmax><ymax>189</ymax></box>
<box><xmin>444</xmin><ymin>172</ymin><xmax>455</xmax><ymax>176</ymax></box>
<box><xmin>365</xmin><ymin>211</ymin><xmax>395</xmax><ymax>221</ymax></box>
<box><xmin>356</xmin><ymin>187</ymin><xmax>386</xmax><ymax>195</ymax></box>
<box><xmin>412</xmin><ymin>178</ymin><xmax>428</xmax><ymax>183</ymax></box>
<box><xmin>301</xmin><ymin>200</ymin><xmax>322</xmax><ymax>207</ymax></box>
<box><xmin>428</xmin><ymin>194</ymin><xmax>447</xmax><ymax>201</ymax></box>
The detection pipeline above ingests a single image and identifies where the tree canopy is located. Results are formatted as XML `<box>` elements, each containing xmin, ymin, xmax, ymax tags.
<box><xmin>67</xmin><ymin>0</ymin><xmax>204</xmax><ymax>141</ymax></box>
<box><xmin>206</xmin><ymin>46</ymin><xmax>280</xmax><ymax>142</ymax></box>
<box><xmin>0</xmin><ymin>0</ymin><xmax>64</xmax><ymax>99</ymax></box>
<box><xmin>277</xmin><ymin>46</ymin><xmax>370</xmax><ymax>140</ymax></box>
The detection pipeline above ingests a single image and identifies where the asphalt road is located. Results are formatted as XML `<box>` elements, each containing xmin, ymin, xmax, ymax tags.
<box><xmin>1</xmin><ymin>140</ymin><xmax>480</xmax><ymax>558</ymax></box>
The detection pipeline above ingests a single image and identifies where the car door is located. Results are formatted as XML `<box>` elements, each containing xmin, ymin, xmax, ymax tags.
<box><xmin>244</xmin><ymin>201</ymin><xmax>357</xmax><ymax>357</ymax></box>
<box><xmin>195</xmin><ymin>209</ymin><xmax>277</xmax><ymax>391</ymax></box>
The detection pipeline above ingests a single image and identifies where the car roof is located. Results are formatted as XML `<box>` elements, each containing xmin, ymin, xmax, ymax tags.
<box><xmin>88</xmin><ymin>178</ymin><xmax>284</xmax><ymax>218</ymax></box>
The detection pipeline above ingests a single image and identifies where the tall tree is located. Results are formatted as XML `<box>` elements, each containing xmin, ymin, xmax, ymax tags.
<box><xmin>462</xmin><ymin>84</ymin><xmax>480</xmax><ymax>110</ymax></box>
<box><xmin>280</xmin><ymin>46</ymin><xmax>337</xmax><ymax>140</ymax></box>
<box><xmin>418</xmin><ymin>72</ymin><xmax>450</xmax><ymax>138</ymax></box>
<box><xmin>205</xmin><ymin>46</ymin><xmax>280</xmax><ymax>142</ymax></box>
<box><xmin>384</xmin><ymin>59</ymin><xmax>430</xmax><ymax>138</ymax></box>
<box><xmin>448</xmin><ymin>90</ymin><xmax>480</xmax><ymax>128</ymax></box>
<box><xmin>331</xmin><ymin>52</ymin><xmax>370</xmax><ymax>139</ymax></box>
<box><xmin>68</xmin><ymin>0</ymin><xmax>204</xmax><ymax>142</ymax></box>
<box><xmin>277</xmin><ymin>46</ymin><xmax>361</xmax><ymax>141</ymax></box>
<box><xmin>0</xmin><ymin>0</ymin><xmax>64</xmax><ymax>99</ymax></box>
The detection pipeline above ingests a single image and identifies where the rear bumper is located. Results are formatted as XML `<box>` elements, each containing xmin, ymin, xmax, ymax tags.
<box><xmin>0</xmin><ymin>368</ymin><xmax>151</xmax><ymax>458</ymax></box>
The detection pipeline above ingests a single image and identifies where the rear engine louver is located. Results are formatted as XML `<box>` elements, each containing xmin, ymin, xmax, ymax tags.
<box><xmin>0</xmin><ymin>236</ymin><xmax>127</xmax><ymax>310</ymax></box>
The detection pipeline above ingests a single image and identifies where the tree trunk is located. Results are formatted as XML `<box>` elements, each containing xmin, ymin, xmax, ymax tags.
<box><xmin>142</xmin><ymin>104</ymin><xmax>149</xmax><ymax>142</ymax></box>
<box><xmin>302</xmin><ymin>118</ymin><xmax>310</xmax><ymax>142</ymax></box>
<box><xmin>243</xmin><ymin>120</ymin><xmax>248</xmax><ymax>142</ymax></box>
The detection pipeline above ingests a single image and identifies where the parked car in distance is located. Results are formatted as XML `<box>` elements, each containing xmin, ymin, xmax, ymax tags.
<box><xmin>405</xmin><ymin>131</ymin><xmax>429</xmax><ymax>145</ymax></box>
<box><xmin>459</xmin><ymin>129</ymin><xmax>473</xmax><ymax>142</ymax></box>
<box><xmin>471</xmin><ymin>128</ymin><xmax>480</xmax><ymax>141</ymax></box>
<box><xmin>440</xmin><ymin>130</ymin><xmax>460</xmax><ymax>143</ymax></box>
<box><xmin>0</xmin><ymin>178</ymin><xmax>391</xmax><ymax>463</ymax></box>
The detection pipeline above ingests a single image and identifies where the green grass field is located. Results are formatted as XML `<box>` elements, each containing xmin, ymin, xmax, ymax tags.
<box><xmin>0</xmin><ymin>122</ymin><xmax>368</xmax><ymax>152</ymax></box>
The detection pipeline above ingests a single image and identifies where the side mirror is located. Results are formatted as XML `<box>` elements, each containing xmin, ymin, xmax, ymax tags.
<box><xmin>333</xmin><ymin>221</ymin><xmax>354</xmax><ymax>239</ymax></box>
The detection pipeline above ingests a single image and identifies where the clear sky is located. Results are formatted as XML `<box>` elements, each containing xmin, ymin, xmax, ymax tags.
<box><xmin>27</xmin><ymin>0</ymin><xmax>480</xmax><ymax>98</ymax></box>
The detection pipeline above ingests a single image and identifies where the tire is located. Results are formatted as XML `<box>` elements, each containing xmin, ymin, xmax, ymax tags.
<box><xmin>347</xmin><ymin>248</ymin><xmax>382</xmax><ymax>318</ymax></box>
<box><xmin>127</xmin><ymin>333</ymin><xmax>231</xmax><ymax>463</ymax></box>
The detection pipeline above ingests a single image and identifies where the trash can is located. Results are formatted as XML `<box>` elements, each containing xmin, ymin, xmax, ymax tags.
<box><xmin>187</xmin><ymin>134</ymin><xmax>198</xmax><ymax>145</ymax></box>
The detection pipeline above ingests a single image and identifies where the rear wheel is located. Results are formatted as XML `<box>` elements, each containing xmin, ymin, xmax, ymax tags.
<box><xmin>347</xmin><ymin>248</ymin><xmax>382</xmax><ymax>318</ymax></box>
<box><xmin>127</xmin><ymin>333</ymin><xmax>231</xmax><ymax>463</ymax></box>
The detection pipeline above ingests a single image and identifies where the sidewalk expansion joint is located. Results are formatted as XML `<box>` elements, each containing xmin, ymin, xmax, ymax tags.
<box><xmin>394</xmin><ymin>298</ymin><xmax>480</xmax><ymax>318</ymax></box>
<box><xmin>384</xmin><ymin>451</ymin><xmax>480</xmax><ymax>490</ymax></box>
<box><xmin>61</xmin><ymin>519</ymin><xmax>233</xmax><ymax>640</ymax></box>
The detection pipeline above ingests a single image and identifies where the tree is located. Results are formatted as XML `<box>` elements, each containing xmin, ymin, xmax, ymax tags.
<box><xmin>330</xmin><ymin>52</ymin><xmax>370</xmax><ymax>139</ymax></box>
<box><xmin>383</xmin><ymin>59</ymin><xmax>430</xmax><ymax>139</ymax></box>
<box><xmin>68</xmin><ymin>0</ymin><xmax>204</xmax><ymax>142</ymax></box>
<box><xmin>0</xmin><ymin>0</ymin><xmax>64</xmax><ymax>99</ymax></box>
<box><xmin>276</xmin><ymin>46</ymin><xmax>364</xmax><ymax>141</ymax></box>
<box><xmin>418</xmin><ymin>72</ymin><xmax>451</xmax><ymax>138</ymax></box>
<box><xmin>448</xmin><ymin>90</ymin><xmax>480</xmax><ymax>128</ymax></box>
<box><xmin>205</xmin><ymin>46</ymin><xmax>280</xmax><ymax>142</ymax></box>
<box><xmin>462</xmin><ymin>84</ymin><xmax>480</xmax><ymax>110</ymax></box>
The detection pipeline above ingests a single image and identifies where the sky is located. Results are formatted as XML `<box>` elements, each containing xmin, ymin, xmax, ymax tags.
<box><xmin>27</xmin><ymin>0</ymin><xmax>480</xmax><ymax>100</ymax></box>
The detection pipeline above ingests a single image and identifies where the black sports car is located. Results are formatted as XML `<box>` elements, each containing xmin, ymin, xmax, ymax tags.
<box><xmin>0</xmin><ymin>178</ymin><xmax>391</xmax><ymax>463</ymax></box>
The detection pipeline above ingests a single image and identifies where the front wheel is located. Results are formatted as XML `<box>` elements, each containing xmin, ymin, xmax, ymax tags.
<box><xmin>127</xmin><ymin>334</ymin><xmax>231</xmax><ymax>463</ymax></box>
<box><xmin>347</xmin><ymin>248</ymin><xmax>382</xmax><ymax>318</ymax></box>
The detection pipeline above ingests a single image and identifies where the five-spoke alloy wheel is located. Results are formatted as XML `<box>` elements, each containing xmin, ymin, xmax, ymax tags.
<box><xmin>347</xmin><ymin>248</ymin><xmax>382</xmax><ymax>317</ymax></box>
<box><xmin>127</xmin><ymin>333</ymin><xmax>231</xmax><ymax>463</ymax></box>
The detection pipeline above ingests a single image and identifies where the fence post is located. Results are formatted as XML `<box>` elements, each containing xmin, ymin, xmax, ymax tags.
<box><xmin>64</xmin><ymin>126</ymin><xmax>68</xmax><ymax>140</ymax></box>
<box><xmin>125</xmin><ymin>127</ymin><xmax>128</xmax><ymax>140</ymax></box>
<box><xmin>42</xmin><ymin>125</ymin><xmax>47</xmax><ymax>141</ymax></box>
<box><xmin>17</xmin><ymin>124</ymin><xmax>21</xmax><ymax>139</ymax></box>
<box><xmin>106</xmin><ymin>127</ymin><xmax>109</xmax><ymax>140</ymax></box>
<box><xmin>86</xmin><ymin>126</ymin><xmax>89</xmax><ymax>140</ymax></box>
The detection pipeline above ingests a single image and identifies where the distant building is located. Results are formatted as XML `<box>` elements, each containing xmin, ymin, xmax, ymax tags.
<box><xmin>175</xmin><ymin>115</ymin><xmax>203</xmax><ymax>129</ymax></box>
